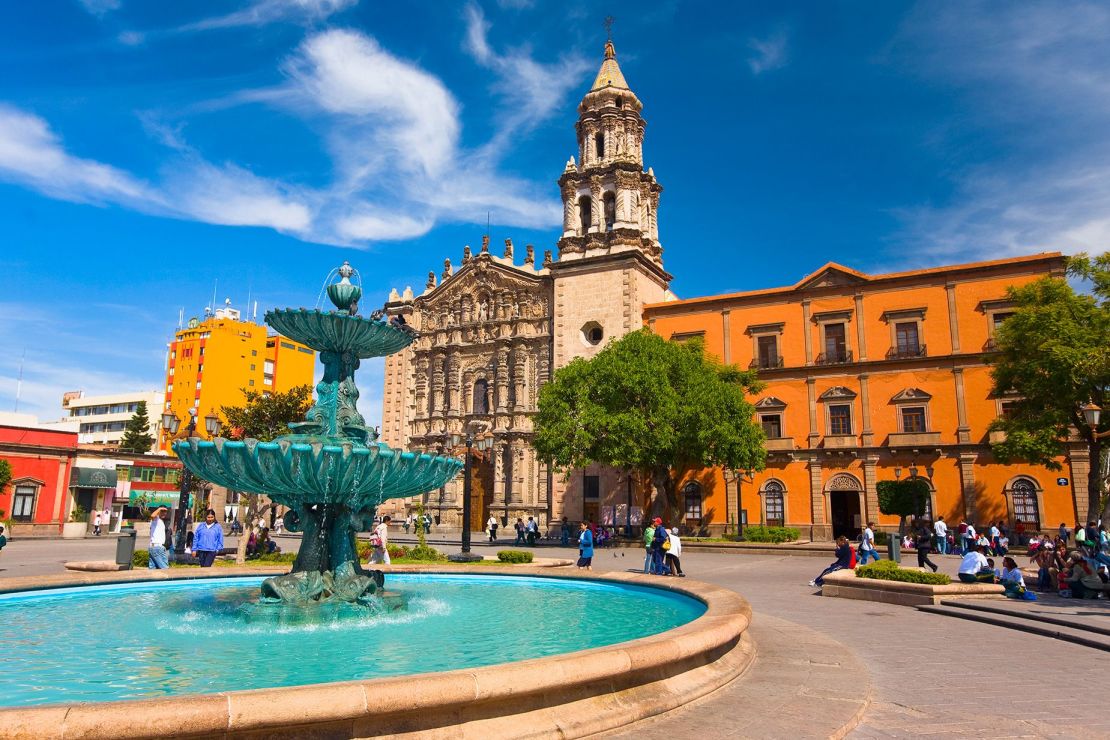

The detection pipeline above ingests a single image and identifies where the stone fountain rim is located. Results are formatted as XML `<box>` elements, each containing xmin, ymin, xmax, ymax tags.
<box><xmin>0</xmin><ymin>566</ymin><xmax>752</xmax><ymax>740</ymax></box>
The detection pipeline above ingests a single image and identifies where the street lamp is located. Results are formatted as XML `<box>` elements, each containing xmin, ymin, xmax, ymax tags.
<box><xmin>1081</xmin><ymin>402</ymin><xmax>1110</xmax><ymax>440</ymax></box>
<box><xmin>162</xmin><ymin>408</ymin><xmax>220</xmax><ymax>555</ymax></box>
<box><xmin>448</xmin><ymin>425</ymin><xmax>492</xmax><ymax>562</ymax></box>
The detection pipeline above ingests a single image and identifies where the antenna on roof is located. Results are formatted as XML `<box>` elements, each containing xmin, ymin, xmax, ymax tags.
<box><xmin>178</xmin><ymin>308</ymin><xmax>183</xmax><ymax>330</ymax></box>
<box><xmin>209</xmin><ymin>279</ymin><xmax>218</xmax><ymax>315</ymax></box>
<box><xmin>486</xmin><ymin>211</ymin><xmax>490</xmax><ymax>241</ymax></box>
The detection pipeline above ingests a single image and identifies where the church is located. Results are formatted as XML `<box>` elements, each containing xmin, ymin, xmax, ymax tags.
<box><xmin>379</xmin><ymin>39</ymin><xmax>671</xmax><ymax>531</ymax></box>
<box><xmin>380</xmin><ymin>40</ymin><xmax>1079</xmax><ymax>539</ymax></box>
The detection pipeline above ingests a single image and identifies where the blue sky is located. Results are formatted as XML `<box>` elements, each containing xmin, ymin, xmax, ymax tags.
<box><xmin>1</xmin><ymin>0</ymin><xmax>1108</xmax><ymax>425</ymax></box>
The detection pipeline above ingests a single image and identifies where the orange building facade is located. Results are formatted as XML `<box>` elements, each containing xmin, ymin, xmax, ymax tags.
<box><xmin>161</xmin><ymin>305</ymin><xmax>315</xmax><ymax>452</ymax></box>
<box><xmin>643</xmin><ymin>252</ymin><xmax>1084</xmax><ymax>540</ymax></box>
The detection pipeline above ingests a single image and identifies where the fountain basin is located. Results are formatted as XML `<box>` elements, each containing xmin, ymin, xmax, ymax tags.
<box><xmin>0</xmin><ymin>567</ymin><xmax>752</xmax><ymax>739</ymax></box>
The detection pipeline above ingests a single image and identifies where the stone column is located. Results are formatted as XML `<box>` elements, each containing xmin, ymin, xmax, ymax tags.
<box><xmin>493</xmin><ymin>441</ymin><xmax>506</xmax><ymax>506</ymax></box>
<box><xmin>509</xmin><ymin>442</ymin><xmax>524</xmax><ymax>504</ymax></box>
<box><xmin>414</xmin><ymin>355</ymin><xmax>429</xmax><ymax>419</ymax></box>
<box><xmin>952</xmin><ymin>368</ymin><xmax>971</xmax><ymax>443</ymax></box>
<box><xmin>431</xmin><ymin>353</ymin><xmax>445</xmax><ymax>416</ymax></box>
<box><xmin>808</xmin><ymin>457</ymin><xmax>825</xmax><ymax>535</ymax></box>
<box><xmin>590</xmin><ymin>182</ymin><xmax>604</xmax><ymax>234</ymax></box>
<box><xmin>513</xmin><ymin>344</ymin><xmax>527</xmax><ymax>413</ymax></box>
<box><xmin>802</xmin><ymin>300</ymin><xmax>813</xmax><ymax>365</ymax></box>
<box><xmin>462</xmin><ymin>370</ymin><xmax>474</xmax><ymax>415</ymax></box>
<box><xmin>859</xmin><ymin>373</ymin><xmax>873</xmax><ymax>446</ymax></box>
<box><xmin>959</xmin><ymin>452</ymin><xmax>978</xmax><ymax>521</ymax></box>
<box><xmin>1068</xmin><ymin>445</ymin><xmax>1091</xmax><ymax>524</ymax></box>
<box><xmin>561</xmin><ymin>183</ymin><xmax>576</xmax><ymax>238</ymax></box>
<box><xmin>446</xmin><ymin>353</ymin><xmax>460</xmax><ymax>415</ymax></box>
<box><xmin>807</xmin><ymin>377</ymin><xmax>819</xmax><ymax>448</ymax></box>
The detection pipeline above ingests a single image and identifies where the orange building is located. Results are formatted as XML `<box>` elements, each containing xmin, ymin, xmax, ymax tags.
<box><xmin>161</xmin><ymin>304</ymin><xmax>315</xmax><ymax>451</ymax></box>
<box><xmin>643</xmin><ymin>252</ymin><xmax>1083</xmax><ymax>540</ymax></box>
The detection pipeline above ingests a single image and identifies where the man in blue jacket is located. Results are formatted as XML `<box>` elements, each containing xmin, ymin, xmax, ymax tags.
<box><xmin>191</xmin><ymin>508</ymin><xmax>225</xmax><ymax>567</ymax></box>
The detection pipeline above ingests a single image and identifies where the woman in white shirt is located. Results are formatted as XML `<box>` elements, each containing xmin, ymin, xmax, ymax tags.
<box><xmin>999</xmin><ymin>556</ymin><xmax>1027</xmax><ymax>598</ymax></box>
<box><xmin>666</xmin><ymin>528</ymin><xmax>685</xmax><ymax>577</ymax></box>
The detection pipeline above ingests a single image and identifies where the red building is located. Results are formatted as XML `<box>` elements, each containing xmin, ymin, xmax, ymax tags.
<box><xmin>0</xmin><ymin>424</ymin><xmax>79</xmax><ymax>536</ymax></box>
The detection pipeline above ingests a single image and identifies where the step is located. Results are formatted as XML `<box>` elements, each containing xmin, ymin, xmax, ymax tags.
<box><xmin>937</xmin><ymin>598</ymin><xmax>1110</xmax><ymax>639</ymax></box>
<box><xmin>917</xmin><ymin>604</ymin><xmax>1110</xmax><ymax>652</ymax></box>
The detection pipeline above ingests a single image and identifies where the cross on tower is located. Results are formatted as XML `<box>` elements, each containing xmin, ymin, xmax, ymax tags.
<box><xmin>604</xmin><ymin>15</ymin><xmax>614</xmax><ymax>41</ymax></box>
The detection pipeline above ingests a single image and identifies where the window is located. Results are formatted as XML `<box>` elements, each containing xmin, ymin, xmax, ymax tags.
<box><xmin>823</xmin><ymin>323</ymin><xmax>847</xmax><ymax>362</ymax></box>
<box><xmin>894</xmin><ymin>322</ymin><xmax>921</xmax><ymax>356</ymax></box>
<box><xmin>280</xmin><ymin>341</ymin><xmax>295</xmax><ymax>350</ymax></box>
<box><xmin>683</xmin><ymin>482</ymin><xmax>702</xmax><ymax>521</ymax></box>
<box><xmin>264</xmin><ymin>360</ymin><xmax>275</xmax><ymax>374</ymax></box>
<box><xmin>900</xmin><ymin>406</ymin><xmax>927</xmax><ymax>433</ymax></box>
<box><xmin>582</xmin><ymin>321</ymin><xmax>604</xmax><ymax>346</ymax></box>
<box><xmin>197</xmin><ymin>364</ymin><xmax>203</xmax><ymax>374</ymax></box>
<box><xmin>992</xmin><ymin>312</ymin><xmax>1015</xmax><ymax>332</ymax></box>
<box><xmin>763</xmin><ymin>481</ymin><xmax>785</xmax><ymax>527</ymax></box>
<box><xmin>760</xmin><ymin>413</ymin><xmax>782</xmax><ymax>438</ymax></box>
<box><xmin>828</xmin><ymin>404</ymin><xmax>853</xmax><ymax>435</ymax></box>
<box><xmin>473</xmin><ymin>379</ymin><xmax>489</xmax><ymax>414</ymax></box>
<box><xmin>251</xmin><ymin>349</ymin><xmax>258</xmax><ymax>356</ymax></box>
<box><xmin>999</xmin><ymin>400</ymin><xmax>1019</xmax><ymax>418</ymax></box>
<box><xmin>250</xmin><ymin>364</ymin><xmax>256</xmax><ymax>371</ymax></box>
<box><xmin>199</xmin><ymin>347</ymin><xmax>205</xmax><ymax>356</ymax></box>
<box><xmin>603</xmin><ymin>191</ymin><xmax>616</xmax><ymax>231</ymax></box>
<box><xmin>616</xmin><ymin>96</ymin><xmax>623</xmax><ymax>108</ymax></box>
<box><xmin>1012</xmin><ymin>479</ymin><xmax>1040</xmax><ymax>527</ymax></box>
<box><xmin>12</xmin><ymin>484</ymin><xmax>37</xmax><ymax>520</ymax></box>
<box><xmin>116</xmin><ymin>466</ymin><xmax>130</xmax><ymax>481</ymax></box>
<box><xmin>595</xmin><ymin>132</ymin><xmax>604</xmax><ymax>159</ymax></box>
<box><xmin>169</xmin><ymin>367</ymin><xmax>174</xmax><ymax>377</ymax></box>
<box><xmin>263</xmin><ymin>377</ymin><xmax>272</xmax><ymax>386</ymax></box>
<box><xmin>578</xmin><ymin>195</ymin><xmax>592</xmax><ymax>235</ymax></box>
<box><xmin>248</xmin><ymin>379</ymin><xmax>255</xmax><ymax>387</ymax></box>
<box><xmin>584</xmin><ymin>474</ymin><xmax>600</xmax><ymax>500</ymax></box>
<box><xmin>756</xmin><ymin>335</ymin><xmax>780</xmax><ymax>369</ymax></box>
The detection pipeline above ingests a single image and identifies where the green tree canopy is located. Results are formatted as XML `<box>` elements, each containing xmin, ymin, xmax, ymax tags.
<box><xmin>533</xmin><ymin>329</ymin><xmax>767</xmax><ymax>520</ymax></box>
<box><xmin>219</xmin><ymin>385</ymin><xmax>313</xmax><ymax>442</ymax></box>
<box><xmin>876</xmin><ymin>478</ymin><xmax>931</xmax><ymax>535</ymax></box>
<box><xmin>118</xmin><ymin>401</ymin><xmax>155</xmax><ymax>453</ymax></box>
<box><xmin>988</xmin><ymin>252</ymin><xmax>1110</xmax><ymax>521</ymax></box>
<box><xmin>0</xmin><ymin>458</ymin><xmax>12</xmax><ymax>519</ymax></box>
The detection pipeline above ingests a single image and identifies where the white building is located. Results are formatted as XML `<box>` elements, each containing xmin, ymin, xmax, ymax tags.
<box><xmin>62</xmin><ymin>390</ymin><xmax>165</xmax><ymax>450</ymax></box>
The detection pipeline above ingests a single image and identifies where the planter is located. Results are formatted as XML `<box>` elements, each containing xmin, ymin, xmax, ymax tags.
<box><xmin>61</xmin><ymin>522</ymin><xmax>88</xmax><ymax>540</ymax></box>
<box><xmin>820</xmin><ymin>568</ymin><xmax>1004</xmax><ymax>606</ymax></box>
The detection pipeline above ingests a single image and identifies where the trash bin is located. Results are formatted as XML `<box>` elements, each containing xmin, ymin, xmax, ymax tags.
<box><xmin>886</xmin><ymin>533</ymin><xmax>901</xmax><ymax>564</ymax></box>
<box><xmin>116</xmin><ymin>527</ymin><xmax>137</xmax><ymax>570</ymax></box>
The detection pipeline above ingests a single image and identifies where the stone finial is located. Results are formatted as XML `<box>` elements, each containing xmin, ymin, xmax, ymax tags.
<box><xmin>481</xmin><ymin>235</ymin><xmax>490</xmax><ymax>253</ymax></box>
<box><xmin>564</xmin><ymin>156</ymin><xmax>576</xmax><ymax>173</ymax></box>
<box><xmin>426</xmin><ymin>271</ymin><xmax>436</xmax><ymax>289</ymax></box>
<box><xmin>543</xmin><ymin>249</ymin><xmax>553</xmax><ymax>267</ymax></box>
<box><xmin>442</xmin><ymin>258</ymin><xmax>453</xmax><ymax>281</ymax></box>
<box><xmin>402</xmin><ymin>286</ymin><xmax>413</xmax><ymax>300</ymax></box>
<box><xmin>463</xmin><ymin>245</ymin><xmax>472</xmax><ymax>262</ymax></box>
<box><xmin>388</xmin><ymin>288</ymin><xmax>400</xmax><ymax>302</ymax></box>
<box><xmin>647</xmin><ymin>166</ymin><xmax>655</xmax><ymax>177</ymax></box>
<box><xmin>503</xmin><ymin>238</ymin><xmax>513</xmax><ymax>259</ymax></box>
<box><xmin>525</xmin><ymin>244</ymin><xmax>535</xmax><ymax>265</ymax></box>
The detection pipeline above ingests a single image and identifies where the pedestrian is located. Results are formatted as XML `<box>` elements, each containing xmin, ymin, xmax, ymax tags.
<box><xmin>423</xmin><ymin>513</ymin><xmax>431</xmax><ymax>534</ymax></box>
<box><xmin>650</xmin><ymin>517</ymin><xmax>668</xmax><ymax>575</ymax></box>
<box><xmin>964</xmin><ymin>522</ymin><xmax>977</xmax><ymax>554</ymax></box>
<box><xmin>191</xmin><ymin>508</ymin><xmax>224</xmax><ymax>567</ymax></box>
<box><xmin>369</xmin><ymin>516</ymin><xmax>391</xmax><ymax>565</ymax></box>
<box><xmin>514</xmin><ymin>518</ymin><xmax>526</xmax><ymax>545</ymax></box>
<box><xmin>560</xmin><ymin>517</ymin><xmax>571</xmax><ymax>547</ymax></box>
<box><xmin>402</xmin><ymin>514</ymin><xmax>411</xmax><ymax>534</ymax></box>
<box><xmin>666</xmin><ymin>527</ymin><xmax>685</xmax><ymax>577</ymax></box>
<box><xmin>148</xmin><ymin>507</ymin><xmax>170</xmax><ymax>569</ymax></box>
<box><xmin>990</xmin><ymin>521</ymin><xmax>1002</xmax><ymax>554</ymax></box>
<box><xmin>933</xmin><ymin>516</ymin><xmax>948</xmax><ymax>555</ymax></box>
<box><xmin>1059</xmin><ymin>522</ymin><xmax>1070</xmax><ymax>546</ymax></box>
<box><xmin>858</xmin><ymin>521</ymin><xmax>880</xmax><ymax>564</ymax></box>
<box><xmin>809</xmin><ymin>536</ymin><xmax>853</xmax><ymax>587</ymax></box>
<box><xmin>957</xmin><ymin>543</ymin><xmax>993</xmax><ymax>583</ymax></box>
<box><xmin>576</xmin><ymin>521</ymin><xmax>594</xmax><ymax>570</ymax></box>
<box><xmin>486</xmin><ymin>515</ymin><xmax>498</xmax><ymax>542</ymax></box>
<box><xmin>642</xmin><ymin>520</ymin><xmax>656</xmax><ymax>574</ymax></box>
<box><xmin>999</xmin><ymin>556</ymin><xmax>1028</xmax><ymax>599</ymax></box>
<box><xmin>93</xmin><ymin>510</ymin><xmax>102</xmax><ymax>536</ymax></box>
<box><xmin>525</xmin><ymin>516</ymin><xmax>538</xmax><ymax>546</ymax></box>
<box><xmin>0</xmin><ymin>524</ymin><xmax>7</xmax><ymax>560</ymax></box>
<box><xmin>915</xmin><ymin>521</ymin><xmax>938</xmax><ymax>572</ymax></box>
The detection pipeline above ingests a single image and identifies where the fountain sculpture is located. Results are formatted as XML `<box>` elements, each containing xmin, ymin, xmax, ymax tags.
<box><xmin>174</xmin><ymin>263</ymin><xmax>463</xmax><ymax>606</ymax></box>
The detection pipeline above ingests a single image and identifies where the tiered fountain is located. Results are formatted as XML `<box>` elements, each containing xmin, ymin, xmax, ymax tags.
<box><xmin>173</xmin><ymin>262</ymin><xmax>462</xmax><ymax>606</ymax></box>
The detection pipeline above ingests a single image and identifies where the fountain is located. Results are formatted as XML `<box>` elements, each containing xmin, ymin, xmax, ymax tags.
<box><xmin>173</xmin><ymin>262</ymin><xmax>463</xmax><ymax>606</ymax></box>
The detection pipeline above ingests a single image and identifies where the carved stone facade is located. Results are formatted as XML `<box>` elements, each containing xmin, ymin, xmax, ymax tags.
<box><xmin>380</xmin><ymin>40</ymin><xmax>674</xmax><ymax>530</ymax></box>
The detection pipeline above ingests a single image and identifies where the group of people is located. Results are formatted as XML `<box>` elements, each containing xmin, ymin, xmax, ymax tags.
<box><xmin>402</xmin><ymin>513</ymin><xmax>433</xmax><ymax>535</ymax></box>
<box><xmin>641</xmin><ymin>517</ymin><xmax>685</xmax><ymax>577</ymax></box>
<box><xmin>1029</xmin><ymin>521</ymin><xmax>1110</xmax><ymax>599</ymax></box>
<box><xmin>144</xmin><ymin>506</ymin><xmax>277</xmax><ymax>569</ymax></box>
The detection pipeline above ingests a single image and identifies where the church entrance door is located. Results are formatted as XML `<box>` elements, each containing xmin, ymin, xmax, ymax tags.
<box><xmin>829</xmin><ymin>491</ymin><xmax>861</xmax><ymax>540</ymax></box>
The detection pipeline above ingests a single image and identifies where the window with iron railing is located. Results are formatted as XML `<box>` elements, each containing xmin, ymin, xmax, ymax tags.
<box><xmin>816</xmin><ymin>349</ymin><xmax>853</xmax><ymax>365</ymax></box>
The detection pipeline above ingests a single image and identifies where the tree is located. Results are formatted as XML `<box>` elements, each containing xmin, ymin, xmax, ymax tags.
<box><xmin>876</xmin><ymin>479</ymin><xmax>930</xmax><ymax>535</ymax></box>
<box><xmin>0</xmin><ymin>458</ymin><xmax>12</xmax><ymax>522</ymax></box>
<box><xmin>118</xmin><ymin>401</ymin><xmax>155</xmax><ymax>453</ymax></box>
<box><xmin>219</xmin><ymin>385</ymin><xmax>313</xmax><ymax>563</ymax></box>
<box><xmin>533</xmin><ymin>329</ymin><xmax>767</xmax><ymax>522</ymax></box>
<box><xmin>988</xmin><ymin>252</ymin><xmax>1110</xmax><ymax>522</ymax></box>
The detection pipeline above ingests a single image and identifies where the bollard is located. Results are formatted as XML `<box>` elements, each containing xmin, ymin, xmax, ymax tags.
<box><xmin>116</xmin><ymin>527</ymin><xmax>137</xmax><ymax>569</ymax></box>
<box><xmin>886</xmin><ymin>532</ymin><xmax>900</xmax><ymax>563</ymax></box>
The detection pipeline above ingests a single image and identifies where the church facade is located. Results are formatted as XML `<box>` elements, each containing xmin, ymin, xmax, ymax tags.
<box><xmin>379</xmin><ymin>40</ymin><xmax>672</xmax><ymax>529</ymax></box>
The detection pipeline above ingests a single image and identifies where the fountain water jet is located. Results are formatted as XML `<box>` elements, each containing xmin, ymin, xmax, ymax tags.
<box><xmin>174</xmin><ymin>262</ymin><xmax>463</xmax><ymax>605</ymax></box>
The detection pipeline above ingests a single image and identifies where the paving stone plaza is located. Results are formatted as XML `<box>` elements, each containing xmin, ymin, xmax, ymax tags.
<box><xmin>2</xmin><ymin>535</ymin><xmax>1104</xmax><ymax>739</ymax></box>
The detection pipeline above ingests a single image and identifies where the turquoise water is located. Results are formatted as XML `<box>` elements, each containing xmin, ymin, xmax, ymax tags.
<box><xmin>0</xmin><ymin>574</ymin><xmax>705</xmax><ymax>708</ymax></box>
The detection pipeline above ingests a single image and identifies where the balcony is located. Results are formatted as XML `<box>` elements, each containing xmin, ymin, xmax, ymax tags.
<box><xmin>815</xmin><ymin>349</ymin><xmax>853</xmax><ymax>366</ymax></box>
<box><xmin>885</xmin><ymin>344</ymin><xmax>927</xmax><ymax>360</ymax></box>
<box><xmin>887</xmin><ymin>431</ymin><xmax>942</xmax><ymax>449</ymax></box>
<box><xmin>749</xmin><ymin>356</ymin><xmax>785</xmax><ymax>370</ymax></box>
<box><xmin>823</xmin><ymin>434</ymin><xmax>858</xmax><ymax>449</ymax></box>
<box><xmin>764</xmin><ymin>437</ymin><xmax>796</xmax><ymax>452</ymax></box>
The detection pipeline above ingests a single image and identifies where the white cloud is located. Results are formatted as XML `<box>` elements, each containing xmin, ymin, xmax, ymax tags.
<box><xmin>77</xmin><ymin>0</ymin><xmax>121</xmax><ymax>16</ymax></box>
<box><xmin>747</xmin><ymin>31</ymin><xmax>789</xmax><ymax>75</ymax></box>
<box><xmin>889</xmin><ymin>1</ymin><xmax>1110</xmax><ymax>261</ymax></box>
<box><xmin>178</xmin><ymin>0</ymin><xmax>357</xmax><ymax>32</ymax></box>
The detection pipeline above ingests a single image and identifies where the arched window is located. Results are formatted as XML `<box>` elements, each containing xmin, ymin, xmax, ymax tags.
<box><xmin>763</xmin><ymin>480</ymin><xmax>785</xmax><ymax>527</ymax></box>
<box><xmin>1012</xmin><ymin>478</ymin><xmax>1040</xmax><ymax>528</ymax></box>
<box><xmin>603</xmin><ymin>191</ymin><xmax>616</xmax><ymax>231</ymax></box>
<box><xmin>595</xmin><ymin>132</ymin><xmax>604</xmax><ymax>160</ymax></box>
<box><xmin>683</xmin><ymin>481</ymin><xmax>702</xmax><ymax>522</ymax></box>
<box><xmin>615</xmin><ymin>96</ymin><xmax>624</xmax><ymax>109</ymax></box>
<box><xmin>578</xmin><ymin>195</ymin><xmax>591</xmax><ymax>235</ymax></box>
<box><xmin>473</xmin><ymin>379</ymin><xmax>489</xmax><ymax>415</ymax></box>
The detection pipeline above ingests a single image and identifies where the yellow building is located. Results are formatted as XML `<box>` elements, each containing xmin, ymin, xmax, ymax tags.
<box><xmin>160</xmin><ymin>304</ymin><xmax>316</xmax><ymax>451</ymax></box>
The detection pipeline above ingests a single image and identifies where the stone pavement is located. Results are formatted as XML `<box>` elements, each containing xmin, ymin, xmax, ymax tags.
<box><xmin>3</xmin><ymin>539</ymin><xmax>1107</xmax><ymax>738</ymax></box>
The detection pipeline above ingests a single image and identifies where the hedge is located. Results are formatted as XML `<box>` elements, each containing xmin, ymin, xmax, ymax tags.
<box><xmin>855</xmin><ymin>559</ymin><xmax>951</xmax><ymax>585</ymax></box>
<box><xmin>742</xmin><ymin>526</ymin><xmax>801</xmax><ymax>544</ymax></box>
<box><xmin>497</xmin><ymin>550</ymin><xmax>534</xmax><ymax>564</ymax></box>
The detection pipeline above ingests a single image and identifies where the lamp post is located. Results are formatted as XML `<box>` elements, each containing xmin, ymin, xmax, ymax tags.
<box><xmin>1081</xmin><ymin>402</ymin><xmax>1110</xmax><ymax>439</ymax></box>
<box><xmin>162</xmin><ymin>408</ymin><xmax>221</xmax><ymax>555</ymax></box>
<box><xmin>448</xmin><ymin>425</ymin><xmax>491</xmax><ymax>562</ymax></box>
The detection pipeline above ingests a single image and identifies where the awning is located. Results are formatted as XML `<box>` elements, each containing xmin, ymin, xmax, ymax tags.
<box><xmin>72</xmin><ymin>467</ymin><xmax>118</xmax><ymax>488</ymax></box>
<box><xmin>128</xmin><ymin>490</ymin><xmax>192</xmax><ymax>508</ymax></box>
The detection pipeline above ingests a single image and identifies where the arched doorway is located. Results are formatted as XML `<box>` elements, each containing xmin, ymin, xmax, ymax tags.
<box><xmin>826</xmin><ymin>473</ymin><xmax>863</xmax><ymax>540</ymax></box>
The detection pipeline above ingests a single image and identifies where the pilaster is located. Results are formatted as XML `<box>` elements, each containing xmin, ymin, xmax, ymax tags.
<box><xmin>952</xmin><ymin>368</ymin><xmax>971</xmax><ymax>443</ymax></box>
<box><xmin>802</xmin><ymin>300</ymin><xmax>813</xmax><ymax>365</ymax></box>
<box><xmin>1068</xmin><ymin>445</ymin><xmax>1091</xmax><ymax>524</ymax></box>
